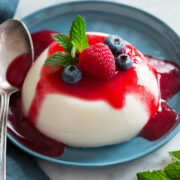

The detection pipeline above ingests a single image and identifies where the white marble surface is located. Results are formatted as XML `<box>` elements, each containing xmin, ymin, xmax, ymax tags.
<box><xmin>15</xmin><ymin>0</ymin><xmax>180</xmax><ymax>179</ymax></box>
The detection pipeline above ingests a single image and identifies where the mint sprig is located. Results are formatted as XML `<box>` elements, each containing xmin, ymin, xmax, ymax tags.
<box><xmin>44</xmin><ymin>16</ymin><xmax>89</xmax><ymax>67</ymax></box>
<box><xmin>53</xmin><ymin>34</ymin><xmax>72</xmax><ymax>53</ymax></box>
<box><xmin>137</xmin><ymin>150</ymin><xmax>180</xmax><ymax>180</ymax></box>
<box><xmin>44</xmin><ymin>52</ymin><xmax>76</xmax><ymax>67</ymax></box>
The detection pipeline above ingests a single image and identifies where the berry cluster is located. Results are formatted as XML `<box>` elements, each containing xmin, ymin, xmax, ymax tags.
<box><xmin>62</xmin><ymin>35</ymin><xmax>133</xmax><ymax>84</ymax></box>
<box><xmin>104</xmin><ymin>35</ymin><xmax>133</xmax><ymax>70</ymax></box>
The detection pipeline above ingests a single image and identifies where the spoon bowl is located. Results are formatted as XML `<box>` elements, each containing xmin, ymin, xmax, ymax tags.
<box><xmin>0</xmin><ymin>19</ymin><xmax>33</xmax><ymax>180</ymax></box>
<box><xmin>0</xmin><ymin>19</ymin><xmax>33</xmax><ymax>91</ymax></box>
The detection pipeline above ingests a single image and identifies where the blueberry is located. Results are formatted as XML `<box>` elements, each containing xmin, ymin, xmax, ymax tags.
<box><xmin>62</xmin><ymin>65</ymin><xmax>82</xmax><ymax>84</ymax></box>
<box><xmin>116</xmin><ymin>54</ymin><xmax>133</xmax><ymax>70</ymax></box>
<box><xmin>104</xmin><ymin>35</ymin><xmax>126</xmax><ymax>54</ymax></box>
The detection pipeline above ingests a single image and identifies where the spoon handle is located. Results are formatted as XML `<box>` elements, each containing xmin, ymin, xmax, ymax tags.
<box><xmin>0</xmin><ymin>92</ymin><xmax>11</xmax><ymax>180</ymax></box>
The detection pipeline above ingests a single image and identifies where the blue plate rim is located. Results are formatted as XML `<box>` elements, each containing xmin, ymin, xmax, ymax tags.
<box><xmin>8</xmin><ymin>122</ymin><xmax>180</xmax><ymax>167</ymax></box>
<box><xmin>21</xmin><ymin>0</ymin><xmax>180</xmax><ymax>40</ymax></box>
<box><xmin>8</xmin><ymin>0</ymin><xmax>180</xmax><ymax>167</ymax></box>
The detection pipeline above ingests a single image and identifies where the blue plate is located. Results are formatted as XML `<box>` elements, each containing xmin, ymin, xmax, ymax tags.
<box><xmin>8</xmin><ymin>0</ymin><xmax>180</xmax><ymax>167</ymax></box>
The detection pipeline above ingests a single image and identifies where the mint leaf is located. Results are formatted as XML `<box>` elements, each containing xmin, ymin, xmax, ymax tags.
<box><xmin>137</xmin><ymin>170</ymin><xmax>171</xmax><ymax>180</ymax></box>
<box><xmin>164</xmin><ymin>162</ymin><xmax>180</xmax><ymax>180</ymax></box>
<box><xmin>169</xmin><ymin>151</ymin><xmax>180</xmax><ymax>162</ymax></box>
<box><xmin>44</xmin><ymin>52</ymin><xmax>77</xmax><ymax>67</ymax></box>
<box><xmin>136</xmin><ymin>151</ymin><xmax>180</xmax><ymax>180</ymax></box>
<box><xmin>70</xmin><ymin>16</ymin><xmax>89</xmax><ymax>53</ymax></box>
<box><xmin>53</xmin><ymin>34</ymin><xmax>72</xmax><ymax>53</ymax></box>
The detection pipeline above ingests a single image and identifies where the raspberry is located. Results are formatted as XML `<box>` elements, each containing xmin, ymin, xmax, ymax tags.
<box><xmin>78</xmin><ymin>43</ymin><xmax>115</xmax><ymax>80</ymax></box>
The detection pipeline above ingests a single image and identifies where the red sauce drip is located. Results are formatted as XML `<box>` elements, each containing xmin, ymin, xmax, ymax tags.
<box><xmin>140</xmin><ymin>56</ymin><xmax>180</xmax><ymax>139</ymax></box>
<box><xmin>139</xmin><ymin>100</ymin><xmax>178</xmax><ymax>140</ymax></box>
<box><xmin>6</xmin><ymin>54</ymin><xmax>32</xmax><ymax>88</ymax></box>
<box><xmin>8</xmin><ymin>93</ymin><xmax>65</xmax><ymax>157</ymax></box>
<box><xmin>7</xmin><ymin>30</ymin><xmax>180</xmax><ymax>157</ymax></box>
<box><xmin>146</xmin><ymin>55</ymin><xmax>180</xmax><ymax>101</ymax></box>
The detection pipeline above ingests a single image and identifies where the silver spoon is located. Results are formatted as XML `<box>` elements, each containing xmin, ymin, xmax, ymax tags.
<box><xmin>0</xmin><ymin>19</ymin><xmax>33</xmax><ymax>180</ymax></box>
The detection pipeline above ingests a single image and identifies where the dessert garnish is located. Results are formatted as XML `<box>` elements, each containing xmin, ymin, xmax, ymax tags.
<box><xmin>44</xmin><ymin>16</ymin><xmax>88</xmax><ymax>84</ymax></box>
<box><xmin>116</xmin><ymin>54</ymin><xmax>133</xmax><ymax>70</ymax></box>
<box><xmin>104</xmin><ymin>34</ymin><xmax>126</xmax><ymax>54</ymax></box>
<box><xmin>45</xmin><ymin>16</ymin><xmax>89</xmax><ymax>66</ymax></box>
<box><xmin>62</xmin><ymin>65</ymin><xmax>82</xmax><ymax>84</ymax></box>
<box><xmin>78</xmin><ymin>42</ymin><xmax>115</xmax><ymax>80</ymax></box>
<box><xmin>44</xmin><ymin>16</ymin><xmax>133</xmax><ymax>82</ymax></box>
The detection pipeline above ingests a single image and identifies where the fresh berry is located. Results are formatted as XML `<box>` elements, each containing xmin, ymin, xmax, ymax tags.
<box><xmin>62</xmin><ymin>65</ymin><xmax>82</xmax><ymax>84</ymax></box>
<box><xmin>104</xmin><ymin>35</ymin><xmax>126</xmax><ymax>54</ymax></box>
<box><xmin>116</xmin><ymin>54</ymin><xmax>133</xmax><ymax>70</ymax></box>
<box><xmin>78</xmin><ymin>43</ymin><xmax>115</xmax><ymax>80</ymax></box>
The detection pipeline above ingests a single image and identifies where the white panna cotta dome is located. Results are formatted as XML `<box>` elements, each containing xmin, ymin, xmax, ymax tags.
<box><xmin>22</xmin><ymin>32</ymin><xmax>159</xmax><ymax>147</ymax></box>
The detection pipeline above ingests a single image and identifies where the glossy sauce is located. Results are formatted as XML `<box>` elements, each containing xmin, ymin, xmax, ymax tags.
<box><xmin>6</xmin><ymin>54</ymin><xmax>32</xmax><ymax>89</ymax></box>
<box><xmin>7</xmin><ymin>30</ymin><xmax>180</xmax><ymax>157</ymax></box>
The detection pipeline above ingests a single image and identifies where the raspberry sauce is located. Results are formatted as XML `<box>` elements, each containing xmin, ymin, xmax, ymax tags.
<box><xmin>7</xmin><ymin>30</ymin><xmax>180</xmax><ymax>157</ymax></box>
<box><xmin>6</xmin><ymin>54</ymin><xmax>32</xmax><ymax>89</ymax></box>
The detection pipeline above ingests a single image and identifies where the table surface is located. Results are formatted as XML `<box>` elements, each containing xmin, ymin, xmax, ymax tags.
<box><xmin>15</xmin><ymin>0</ymin><xmax>180</xmax><ymax>179</ymax></box>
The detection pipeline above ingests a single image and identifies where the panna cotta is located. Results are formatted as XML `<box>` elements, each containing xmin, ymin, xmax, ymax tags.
<box><xmin>7</xmin><ymin>16</ymin><xmax>180</xmax><ymax>156</ymax></box>
<box><xmin>22</xmin><ymin>30</ymin><xmax>159</xmax><ymax>147</ymax></box>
